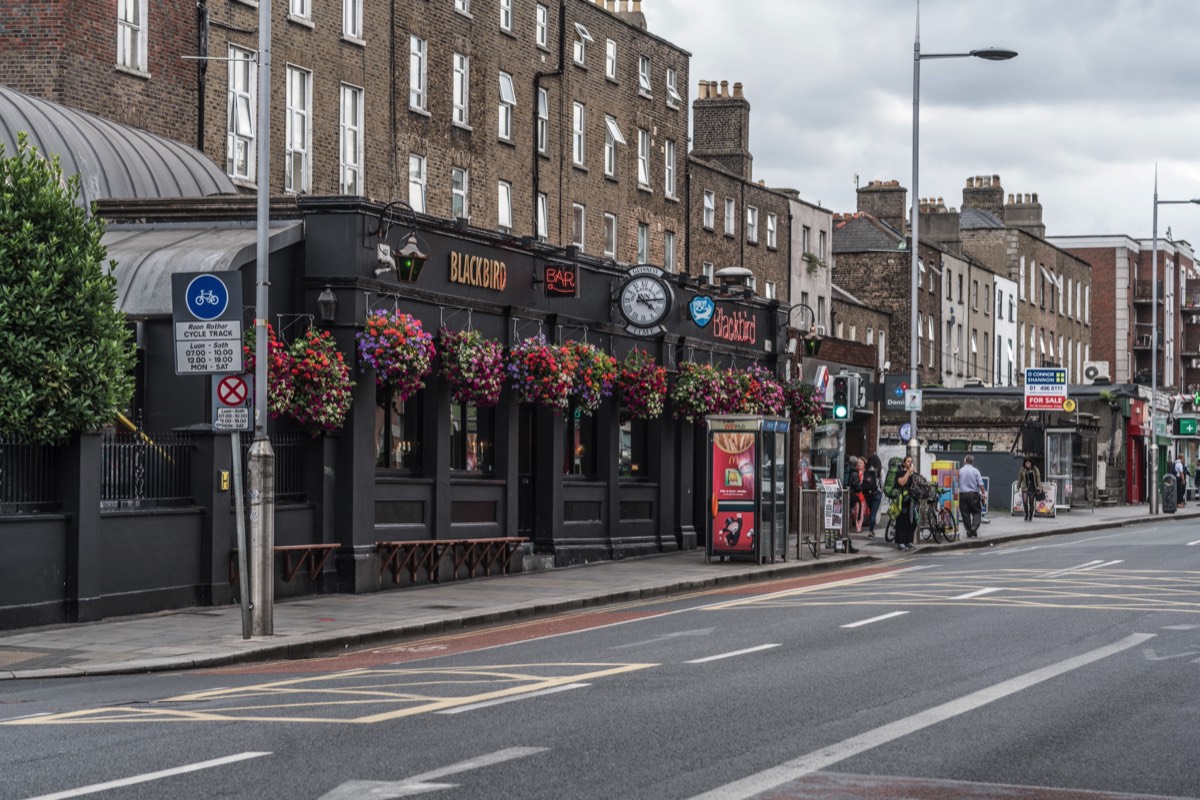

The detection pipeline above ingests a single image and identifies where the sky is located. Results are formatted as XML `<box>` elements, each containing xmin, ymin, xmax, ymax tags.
<box><xmin>643</xmin><ymin>0</ymin><xmax>1200</xmax><ymax>242</ymax></box>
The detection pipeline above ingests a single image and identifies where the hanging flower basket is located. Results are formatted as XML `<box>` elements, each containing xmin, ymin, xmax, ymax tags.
<box><xmin>784</xmin><ymin>378</ymin><xmax>825</xmax><ymax>431</ymax></box>
<box><xmin>616</xmin><ymin>348</ymin><xmax>668</xmax><ymax>420</ymax></box>
<box><xmin>242</xmin><ymin>323</ymin><xmax>295</xmax><ymax>419</ymax></box>
<box><xmin>356</xmin><ymin>309</ymin><xmax>436</xmax><ymax>401</ymax></box>
<box><xmin>506</xmin><ymin>334</ymin><xmax>575</xmax><ymax>412</ymax></box>
<box><xmin>565</xmin><ymin>341</ymin><xmax>617</xmax><ymax>417</ymax></box>
<box><xmin>670</xmin><ymin>362</ymin><xmax>731</xmax><ymax>423</ymax></box>
<box><xmin>288</xmin><ymin>328</ymin><xmax>354</xmax><ymax>434</ymax></box>
<box><xmin>730</xmin><ymin>363</ymin><xmax>786</xmax><ymax>416</ymax></box>
<box><xmin>440</xmin><ymin>327</ymin><xmax>506</xmax><ymax>407</ymax></box>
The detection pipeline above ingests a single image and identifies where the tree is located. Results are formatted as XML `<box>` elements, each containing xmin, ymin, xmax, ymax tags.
<box><xmin>0</xmin><ymin>133</ymin><xmax>136</xmax><ymax>444</ymax></box>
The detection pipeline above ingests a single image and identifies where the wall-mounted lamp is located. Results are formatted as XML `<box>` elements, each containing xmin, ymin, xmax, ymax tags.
<box><xmin>370</xmin><ymin>200</ymin><xmax>429</xmax><ymax>282</ymax></box>
<box><xmin>317</xmin><ymin>286</ymin><xmax>337</xmax><ymax>324</ymax></box>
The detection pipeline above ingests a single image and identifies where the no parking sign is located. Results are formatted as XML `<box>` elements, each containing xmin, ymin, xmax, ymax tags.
<box><xmin>211</xmin><ymin>374</ymin><xmax>254</xmax><ymax>432</ymax></box>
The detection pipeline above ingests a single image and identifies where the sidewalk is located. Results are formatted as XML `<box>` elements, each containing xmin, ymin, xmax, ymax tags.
<box><xmin>0</xmin><ymin>502</ymin><xmax>1189</xmax><ymax>680</ymax></box>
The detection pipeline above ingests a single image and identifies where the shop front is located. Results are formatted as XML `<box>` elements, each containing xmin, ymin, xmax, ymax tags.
<box><xmin>1126</xmin><ymin>399</ymin><xmax>1147</xmax><ymax>504</ymax></box>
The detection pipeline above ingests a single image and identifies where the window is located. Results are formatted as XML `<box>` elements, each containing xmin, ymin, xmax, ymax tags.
<box><xmin>983</xmin><ymin>284</ymin><xmax>990</xmax><ymax>315</ymax></box>
<box><xmin>746</xmin><ymin>206</ymin><xmax>759</xmax><ymax>243</ymax></box>
<box><xmin>454</xmin><ymin>0</ymin><xmax>470</xmax><ymax>15</ymax></box>
<box><xmin>637</xmin><ymin>129</ymin><xmax>650</xmax><ymax>187</ymax></box>
<box><xmin>451</xmin><ymin>167</ymin><xmax>469</xmax><ymax>219</ymax></box>
<box><xmin>572</xmin><ymin>102</ymin><xmax>586</xmax><ymax>166</ymax></box>
<box><xmin>848</xmin><ymin>324</ymin><xmax>856</xmax><ymax>342</ymax></box>
<box><xmin>604</xmin><ymin>116</ymin><xmax>625</xmax><ymax>177</ymax></box>
<box><xmin>408</xmin><ymin>154</ymin><xmax>426</xmax><ymax>213</ymax></box>
<box><xmin>928</xmin><ymin>317</ymin><xmax>935</xmax><ymax>365</ymax></box>
<box><xmin>764</xmin><ymin>281</ymin><xmax>776</xmax><ymax>300</ymax></box>
<box><xmin>498</xmin><ymin>72</ymin><xmax>516</xmax><ymax>140</ymax></box>
<box><xmin>917</xmin><ymin>314</ymin><xmax>924</xmax><ymax>366</ymax></box>
<box><xmin>866</xmin><ymin>328</ymin><xmax>874</xmax><ymax>346</ymax></box>
<box><xmin>290</xmin><ymin>0</ymin><xmax>311</xmax><ymax>19</ymax></box>
<box><xmin>724</xmin><ymin>198</ymin><xmax>735</xmax><ymax>236</ymax></box>
<box><xmin>453</xmin><ymin>53</ymin><xmax>470</xmax><ymax>125</ymax></box>
<box><xmin>409</xmin><ymin>36</ymin><xmax>427</xmax><ymax>110</ymax></box>
<box><xmin>766</xmin><ymin>213</ymin><xmax>777</xmax><ymax>249</ymax></box>
<box><xmin>664</xmin><ymin>231</ymin><xmax>676</xmax><ymax>271</ymax></box>
<box><xmin>450</xmin><ymin>403</ymin><xmax>494</xmax><ymax>474</ymax></box>
<box><xmin>637</xmin><ymin>222</ymin><xmax>649</xmax><ymax>263</ymax></box>
<box><xmin>702</xmin><ymin>262</ymin><xmax>714</xmax><ymax>281</ymax></box>
<box><xmin>619</xmin><ymin>418</ymin><xmax>650</xmax><ymax>479</ymax></box>
<box><xmin>817</xmin><ymin>296</ymin><xmax>826</xmax><ymax>327</ymax></box>
<box><xmin>917</xmin><ymin>258</ymin><xmax>924</xmax><ymax>288</ymax></box>
<box><xmin>638</xmin><ymin>56</ymin><xmax>652</xmax><ymax>94</ymax></box>
<box><xmin>801</xmin><ymin>226</ymin><xmax>811</xmax><ymax>254</ymax></box>
<box><xmin>537</xmin><ymin>88</ymin><xmax>549</xmax><ymax>153</ymax></box>
<box><xmin>703</xmin><ymin>190</ymin><xmax>715</xmax><ymax>229</ymax></box>
<box><xmin>285</xmin><ymin>65</ymin><xmax>312</xmax><ymax>194</ymax></box>
<box><xmin>497</xmin><ymin>180</ymin><xmax>513</xmax><ymax>234</ymax></box>
<box><xmin>958</xmin><ymin>274</ymin><xmax>964</xmax><ymax>303</ymax></box>
<box><xmin>117</xmin><ymin>0</ymin><xmax>147</xmax><ymax>72</ymax></box>
<box><xmin>339</xmin><ymin>84</ymin><xmax>363</xmax><ymax>195</ymax></box>
<box><xmin>226</xmin><ymin>46</ymin><xmax>256</xmax><ymax>181</ymax></box>
<box><xmin>663</xmin><ymin>139</ymin><xmax>676</xmax><ymax>197</ymax></box>
<box><xmin>972</xmin><ymin>279</ymin><xmax>979</xmax><ymax>309</ymax></box>
<box><xmin>819</xmin><ymin>230</ymin><xmax>827</xmax><ymax>260</ymax></box>
<box><xmin>343</xmin><ymin>0</ymin><xmax>362</xmax><ymax>39</ymax></box>
<box><xmin>536</xmin><ymin>193</ymin><xmax>548</xmax><ymax>241</ymax></box>
<box><xmin>878</xmin><ymin>332</ymin><xmax>886</xmax><ymax>369</ymax></box>
<box><xmin>376</xmin><ymin>393</ymin><xmax>423</xmax><ymax>472</ymax></box>
<box><xmin>1019</xmin><ymin>256</ymin><xmax>1026</xmax><ymax>300</ymax></box>
<box><xmin>666</xmin><ymin>67</ymin><xmax>682</xmax><ymax>107</ymax></box>
<box><xmin>1085</xmin><ymin>286</ymin><xmax>1090</xmax><ymax>323</ymax></box>
<box><xmin>573</xmin><ymin>22</ymin><xmax>592</xmax><ymax>64</ymax></box>
<box><xmin>572</xmin><ymin>203</ymin><xmax>586</xmax><ymax>250</ymax></box>
<box><xmin>605</xmin><ymin>39</ymin><xmax>617</xmax><ymax>80</ymax></box>
<box><xmin>564</xmin><ymin>411</ymin><xmax>597</xmax><ymax>476</ymax></box>
<box><xmin>536</xmin><ymin>4</ymin><xmax>549</xmax><ymax>47</ymax></box>
<box><xmin>604</xmin><ymin>213</ymin><xmax>617</xmax><ymax>258</ymax></box>
<box><xmin>499</xmin><ymin>0</ymin><xmax>512</xmax><ymax>31</ymax></box>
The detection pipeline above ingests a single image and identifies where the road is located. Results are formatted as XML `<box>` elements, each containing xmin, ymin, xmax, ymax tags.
<box><xmin>2</xmin><ymin>522</ymin><xmax>1199</xmax><ymax>799</ymax></box>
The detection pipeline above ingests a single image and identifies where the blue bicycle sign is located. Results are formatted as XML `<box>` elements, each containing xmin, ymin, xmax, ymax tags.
<box><xmin>185</xmin><ymin>275</ymin><xmax>230</xmax><ymax>321</ymax></box>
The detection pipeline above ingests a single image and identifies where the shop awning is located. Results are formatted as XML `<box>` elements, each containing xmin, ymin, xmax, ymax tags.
<box><xmin>102</xmin><ymin>222</ymin><xmax>304</xmax><ymax>316</ymax></box>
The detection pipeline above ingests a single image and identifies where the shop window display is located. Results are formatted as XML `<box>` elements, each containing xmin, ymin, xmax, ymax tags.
<box><xmin>376</xmin><ymin>391</ymin><xmax>424</xmax><ymax>472</ymax></box>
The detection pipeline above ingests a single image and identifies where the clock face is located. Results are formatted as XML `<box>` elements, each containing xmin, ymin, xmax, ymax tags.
<box><xmin>619</xmin><ymin>274</ymin><xmax>671</xmax><ymax>328</ymax></box>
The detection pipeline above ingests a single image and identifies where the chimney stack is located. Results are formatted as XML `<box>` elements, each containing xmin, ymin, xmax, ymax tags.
<box><xmin>691</xmin><ymin>79</ymin><xmax>754</xmax><ymax>181</ymax></box>
<box><xmin>961</xmin><ymin>174</ymin><xmax>1005</xmax><ymax>218</ymax></box>
<box><xmin>856</xmin><ymin>179</ymin><xmax>908</xmax><ymax>235</ymax></box>
<box><xmin>1004</xmin><ymin>189</ymin><xmax>1046</xmax><ymax>238</ymax></box>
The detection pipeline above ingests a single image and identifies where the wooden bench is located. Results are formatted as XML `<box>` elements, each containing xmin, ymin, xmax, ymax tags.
<box><xmin>229</xmin><ymin>543</ymin><xmax>340</xmax><ymax>585</ymax></box>
<box><xmin>375</xmin><ymin>537</ymin><xmax>528</xmax><ymax>585</ymax></box>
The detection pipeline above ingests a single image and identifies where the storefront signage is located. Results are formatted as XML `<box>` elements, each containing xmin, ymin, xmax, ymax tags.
<box><xmin>709</xmin><ymin>428</ymin><xmax>757</xmax><ymax>555</ymax></box>
<box><xmin>688</xmin><ymin>295</ymin><xmax>716</xmax><ymax>328</ymax></box>
<box><xmin>448</xmin><ymin>251</ymin><xmax>507</xmax><ymax>292</ymax></box>
<box><xmin>171</xmin><ymin>272</ymin><xmax>243</xmax><ymax>376</ymax></box>
<box><xmin>1176</xmin><ymin>417</ymin><xmax>1198</xmax><ymax>436</ymax></box>
<box><xmin>543</xmin><ymin>262</ymin><xmax>578</xmax><ymax>298</ymax></box>
<box><xmin>711</xmin><ymin>306</ymin><xmax>757</xmax><ymax>344</ymax></box>
<box><xmin>617</xmin><ymin>265</ymin><xmax>673</xmax><ymax>336</ymax></box>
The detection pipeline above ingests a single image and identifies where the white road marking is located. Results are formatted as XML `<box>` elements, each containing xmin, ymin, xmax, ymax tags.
<box><xmin>688</xmin><ymin>633</ymin><xmax>1154</xmax><ymax>800</ymax></box>
<box><xmin>1187</xmin><ymin>540</ymin><xmax>1200</xmax><ymax>546</ymax></box>
<box><xmin>611</xmin><ymin>628</ymin><xmax>715</xmax><ymax>650</ymax></box>
<box><xmin>319</xmin><ymin>747</ymin><xmax>548</xmax><ymax>799</ymax></box>
<box><xmin>950</xmin><ymin>588</ymin><xmax>1003</xmax><ymax>600</ymax></box>
<box><xmin>1042</xmin><ymin>560</ymin><xmax>1105</xmax><ymax>579</ymax></box>
<box><xmin>1072</xmin><ymin>560</ymin><xmax>1123</xmax><ymax>573</ymax></box>
<box><xmin>685</xmin><ymin>644</ymin><xmax>780</xmax><ymax>664</ymax></box>
<box><xmin>1163</xmin><ymin>624</ymin><xmax>1200</xmax><ymax>630</ymax></box>
<box><xmin>21</xmin><ymin>752</ymin><xmax>271</xmax><ymax>800</ymax></box>
<box><xmin>840</xmin><ymin>611</ymin><xmax>909</xmax><ymax>629</ymax></box>
<box><xmin>435</xmin><ymin>683</ymin><xmax>590</xmax><ymax>714</ymax></box>
<box><xmin>0</xmin><ymin>712</ymin><xmax>51</xmax><ymax>723</ymax></box>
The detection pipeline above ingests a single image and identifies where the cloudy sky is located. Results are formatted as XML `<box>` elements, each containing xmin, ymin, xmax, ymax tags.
<box><xmin>644</xmin><ymin>0</ymin><xmax>1200</xmax><ymax>241</ymax></box>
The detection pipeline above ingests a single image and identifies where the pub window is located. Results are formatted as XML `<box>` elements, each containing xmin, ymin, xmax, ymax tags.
<box><xmin>450</xmin><ymin>402</ymin><xmax>495</xmax><ymax>473</ymax></box>
<box><xmin>376</xmin><ymin>391</ymin><xmax>424</xmax><ymax>472</ymax></box>
<box><xmin>564</xmin><ymin>409</ymin><xmax>598</xmax><ymax>476</ymax></box>
<box><xmin>619</xmin><ymin>417</ymin><xmax>651</xmax><ymax>479</ymax></box>
<box><xmin>117</xmin><ymin>0</ymin><xmax>148</xmax><ymax>72</ymax></box>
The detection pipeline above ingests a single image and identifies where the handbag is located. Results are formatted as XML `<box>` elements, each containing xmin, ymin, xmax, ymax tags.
<box><xmin>1035</xmin><ymin>488</ymin><xmax>1046</xmax><ymax>502</ymax></box>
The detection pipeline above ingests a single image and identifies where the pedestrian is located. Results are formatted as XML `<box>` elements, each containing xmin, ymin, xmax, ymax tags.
<box><xmin>1017</xmin><ymin>458</ymin><xmax>1041</xmax><ymax>521</ymax></box>
<box><xmin>1173</xmin><ymin>454</ymin><xmax>1187</xmax><ymax>508</ymax></box>
<box><xmin>893</xmin><ymin>455</ymin><xmax>917</xmax><ymax>550</ymax></box>
<box><xmin>958</xmin><ymin>454</ymin><xmax>985</xmax><ymax>537</ymax></box>
<box><xmin>843</xmin><ymin>457</ymin><xmax>861</xmax><ymax>552</ymax></box>
<box><xmin>863</xmin><ymin>454</ymin><xmax>884</xmax><ymax>537</ymax></box>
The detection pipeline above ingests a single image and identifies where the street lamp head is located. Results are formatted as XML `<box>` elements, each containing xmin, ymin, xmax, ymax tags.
<box><xmin>971</xmin><ymin>48</ymin><xmax>1018</xmax><ymax>61</ymax></box>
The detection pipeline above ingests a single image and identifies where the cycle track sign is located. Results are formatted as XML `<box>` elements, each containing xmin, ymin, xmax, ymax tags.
<box><xmin>171</xmin><ymin>272</ymin><xmax>244</xmax><ymax>375</ymax></box>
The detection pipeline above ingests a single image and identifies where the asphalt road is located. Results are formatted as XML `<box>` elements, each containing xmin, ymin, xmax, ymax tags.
<box><xmin>2</xmin><ymin>521</ymin><xmax>1198</xmax><ymax>800</ymax></box>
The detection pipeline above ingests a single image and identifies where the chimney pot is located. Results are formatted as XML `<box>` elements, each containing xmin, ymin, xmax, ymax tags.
<box><xmin>633</xmin><ymin>0</ymin><xmax>642</xmax><ymax>11</ymax></box>
<box><xmin>966</xmin><ymin>177</ymin><xmax>975</xmax><ymax>188</ymax></box>
<box><xmin>720</xmin><ymin>80</ymin><xmax>729</xmax><ymax>97</ymax></box>
<box><xmin>1032</xmin><ymin>192</ymin><xmax>1039</xmax><ymax>203</ymax></box>
<box><xmin>733</xmin><ymin>82</ymin><xmax>744</xmax><ymax>98</ymax></box>
<box><xmin>1007</xmin><ymin>193</ymin><xmax>1014</xmax><ymax>204</ymax></box>
<box><xmin>993</xmin><ymin>174</ymin><xmax>1001</xmax><ymax>185</ymax></box>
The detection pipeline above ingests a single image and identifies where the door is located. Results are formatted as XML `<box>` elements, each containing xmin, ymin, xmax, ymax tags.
<box><xmin>517</xmin><ymin>405</ymin><xmax>535</xmax><ymax>536</ymax></box>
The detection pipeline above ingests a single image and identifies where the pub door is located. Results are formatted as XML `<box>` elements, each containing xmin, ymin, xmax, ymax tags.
<box><xmin>518</xmin><ymin>405</ymin><xmax>535</xmax><ymax>536</ymax></box>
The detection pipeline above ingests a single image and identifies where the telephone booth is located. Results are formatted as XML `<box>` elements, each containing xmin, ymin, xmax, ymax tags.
<box><xmin>706</xmin><ymin>415</ymin><xmax>790</xmax><ymax>564</ymax></box>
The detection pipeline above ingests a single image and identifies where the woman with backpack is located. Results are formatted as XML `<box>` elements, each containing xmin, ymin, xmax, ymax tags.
<box><xmin>863</xmin><ymin>454</ymin><xmax>883</xmax><ymax>536</ymax></box>
<box><xmin>893</xmin><ymin>455</ymin><xmax>917</xmax><ymax>550</ymax></box>
<box><xmin>1017</xmin><ymin>458</ymin><xmax>1042</xmax><ymax>522</ymax></box>
<box><xmin>843</xmin><ymin>457</ymin><xmax>861</xmax><ymax>552</ymax></box>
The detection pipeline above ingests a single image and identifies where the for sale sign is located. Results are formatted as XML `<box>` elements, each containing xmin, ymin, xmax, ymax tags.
<box><xmin>1024</xmin><ymin>367</ymin><xmax>1068</xmax><ymax>411</ymax></box>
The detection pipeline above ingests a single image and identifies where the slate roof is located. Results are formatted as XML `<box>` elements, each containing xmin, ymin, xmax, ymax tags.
<box><xmin>960</xmin><ymin>207</ymin><xmax>1005</xmax><ymax>229</ymax></box>
<box><xmin>831</xmin><ymin>212</ymin><xmax>906</xmax><ymax>253</ymax></box>
<box><xmin>0</xmin><ymin>85</ymin><xmax>235</xmax><ymax>209</ymax></box>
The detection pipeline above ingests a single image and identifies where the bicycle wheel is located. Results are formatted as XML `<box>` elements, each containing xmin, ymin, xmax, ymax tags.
<box><xmin>884</xmin><ymin>516</ymin><xmax>896</xmax><ymax>543</ymax></box>
<box><xmin>924</xmin><ymin>504</ymin><xmax>943</xmax><ymax>543</ymax></box>
<box><xmin>940</xmin><ymin>508</ymin><xmax>959</xmax><ymax>542</ymax></box>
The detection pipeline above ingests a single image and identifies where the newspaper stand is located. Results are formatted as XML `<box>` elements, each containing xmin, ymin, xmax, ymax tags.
<box><xmin>706</xmin><ymin>415</ymin><xmax>790</xmax><ymax>564</ymax></box>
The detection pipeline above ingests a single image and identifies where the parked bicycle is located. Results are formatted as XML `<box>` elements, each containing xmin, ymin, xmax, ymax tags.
<box><xmin>884</xmin><ymin>481</ymin><xmax>958</xmax><ymax>544</ymax></box>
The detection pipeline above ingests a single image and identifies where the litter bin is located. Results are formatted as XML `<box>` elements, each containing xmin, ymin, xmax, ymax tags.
<box><xmin>1163</xmin><ymin>474</ymin><xmax>1177</xmax><ymax>514</ymax></box>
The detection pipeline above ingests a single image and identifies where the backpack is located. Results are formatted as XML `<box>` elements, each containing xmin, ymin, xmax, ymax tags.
<box><xmin>862</xmin><ymin>466</ymin><xmax>879</xmax><ymax>497</ymax></box>
<box><xmin>882</xmin><ymin>457</ymin><xmax>902</xmax><ymax>498</ymax></box>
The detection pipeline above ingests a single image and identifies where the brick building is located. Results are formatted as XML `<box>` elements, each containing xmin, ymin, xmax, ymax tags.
<box><xmin>785</xmin><ymin>191</ymin><xmax>835</xmax><ymax>336</ymax></box>
<box><xmin>687</xmin><ymin>80</ymin><xmax>791</xmax><ymax>300</ymax></box>
<box><xmin>831</xmin><ymin>284</ymin><xmax>890</xmax><ymax>374</ymax></box>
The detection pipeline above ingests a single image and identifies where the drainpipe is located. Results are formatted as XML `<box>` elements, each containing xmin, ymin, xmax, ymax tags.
<box><xmin>196</xmin><ymin>1</ymin><xmax>209</xmax><ymax>151</ymax></box>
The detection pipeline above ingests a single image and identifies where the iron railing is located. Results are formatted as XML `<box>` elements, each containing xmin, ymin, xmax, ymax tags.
<box><xmin>101</xmin><ymin>430</ymin><xmax>195</xmax><ymax>509</ymax></box>
<box><xmin>0</xmin><ymin>437</ymin><xmax>61</xmax><ymax>513</ymax></box>
<box><xmin>239</xmin><ymin>432</ymin><xmax>308</xmax><ymax>503</ymax></box>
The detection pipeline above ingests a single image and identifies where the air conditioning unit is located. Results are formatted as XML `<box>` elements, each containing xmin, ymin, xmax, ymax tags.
<box><xmin>814</xmin><ymin>324</ymin><xmax>827</xmax><ymax>336</ymax></box>
<box><xmin>1084</xmin><ymin>360</ymin><xmax>1111</xmax><ymax>385</ymax></box>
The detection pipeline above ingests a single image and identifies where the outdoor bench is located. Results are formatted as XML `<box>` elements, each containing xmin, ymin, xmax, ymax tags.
<box><xmin>375</xmin><ymin>537</ymin><xmax>529</xmax><ymax>584</ymax></box>
<box><xmin>229</xmin><ymin>543</ymin><xmax>340</xmax><ymax>585</ymax></box>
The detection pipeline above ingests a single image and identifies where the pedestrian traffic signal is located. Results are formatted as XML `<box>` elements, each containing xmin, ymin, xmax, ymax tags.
<box><xmin>803</xmin><ymin>336</ymin><xmax>822</xmax><ymax>357</ymax></box>
<box><xmin>832</xmin><ymin>375</ymin><xmax>849</xmax><ymax>420</ymax></box>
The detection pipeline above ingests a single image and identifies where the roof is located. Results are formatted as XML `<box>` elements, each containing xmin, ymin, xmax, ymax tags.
<box><xmin>831</xmin><ymin>212</ymin><xmax>905</xmax><ymax>253</ymax></box>
<box><xmin>959</xmin><ymin>207</ymin><xmax>1005</xmax><ymax>229</ymax></box>
<box><xmin>0</xmin><ymin>85</ymin><xmax>236</xmax><ymax>209</ymax></box>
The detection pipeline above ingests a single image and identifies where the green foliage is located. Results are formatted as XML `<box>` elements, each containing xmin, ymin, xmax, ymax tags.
<box><xmin>0</xmin><ymin>133</ymin><xmax>136</xmax><ymax>444</ymax></box>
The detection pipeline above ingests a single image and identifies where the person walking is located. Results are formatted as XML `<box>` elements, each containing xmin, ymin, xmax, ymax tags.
<box><xmin>1173</xmin><ymin>455</ymin><xmax>1187</xmax><ymax>508</ymax></box>
<box><xmin>843</xmin><ymin>457</ymin><xmax>861</xmax><ymax>552</ymax></box>
<box><xmin>863</xmin><ymin>454</ymin><xmax>884</xmax><ymax>537</ymax></box>
<box><xmin>1017</xmin><ymin>458</ymin><xmax>1041</xmax><ymax>521</ymax></box>
<box><xmin>893</xmin><ymin>455</ymin><xmax>917</xmax><ymax>550</ymax></box>
<box><xmin>958</xmin><ymin>454</ymin><xmax>985</xmax><ymax>537</ymax></box>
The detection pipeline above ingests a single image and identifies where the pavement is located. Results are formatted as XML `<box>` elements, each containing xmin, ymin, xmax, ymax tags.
<box><xmin>1</xmin><ymin>501</ymin><xmax>1194</xmax><ymax>681</ymax></box>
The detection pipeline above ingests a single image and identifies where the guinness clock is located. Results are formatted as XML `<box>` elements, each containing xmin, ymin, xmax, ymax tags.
<box><xmin>617</xmin><ymin>264</ymin><xmax>673</xmax><ymax>335</ymax></box>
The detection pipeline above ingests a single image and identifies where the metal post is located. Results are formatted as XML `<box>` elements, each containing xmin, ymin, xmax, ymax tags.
<box><xmin>249</xmin><ymin>0</ymin><xmax>275</xmax><ymax>636</ymax></box>
<box><xmin>231</xmin><ymin>431</ymin><xmax>251</xmax><ymax>639</ymax></box>
<box><xmin>909</xmin><ymin>28</ymin><xmax>922</xmax><ymax>470</ymax></box>
<box><xmin>1150</xmin><ymin>177</ymin><xmax>1159</xmax><ymax>514</ymax></box>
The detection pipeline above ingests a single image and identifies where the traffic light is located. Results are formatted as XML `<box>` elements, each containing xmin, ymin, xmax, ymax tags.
<box><xmin>803</xmin><ymin>336</ymin><xmax>822</xmax><ymax>357</ymax></box>
<box><xmin>832</xmin><ymin>375</ymin><xmax>849</xmax><ymax>420</ymax></box>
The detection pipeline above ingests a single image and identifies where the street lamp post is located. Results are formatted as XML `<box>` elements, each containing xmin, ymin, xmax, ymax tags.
<box><xmin>909</xmin><ymin>24</ymin><xmax>1016</xmax><ymax>467</ymax></box>
<box><xmin>1148</xmin><ymin>173</ymin><xmax>1200</xmax><ymax>514</ymax></box>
